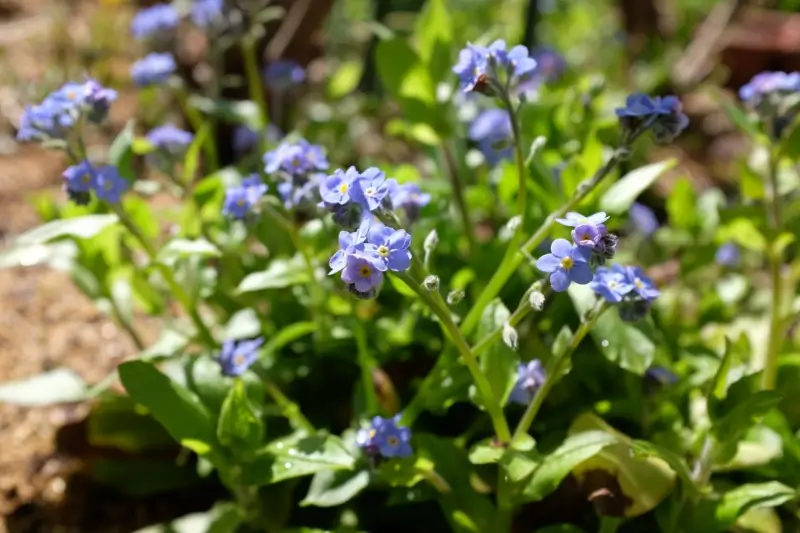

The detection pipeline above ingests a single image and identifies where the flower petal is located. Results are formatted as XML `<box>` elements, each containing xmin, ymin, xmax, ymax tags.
<box><xmin>570</xmin><ymin>262</ymin><xmax>594</xmax><ymax>285</ymax></box>
<box><xmin>549</xmin><ymin>269</ymin><xmax>570</xmax><ymax>292</ymax></box>
<box><xmin>536</xmin><ymin>253</ymin><xmax>561</xmax><ymax>273</ymax></box>
<box><xmin>551</xmin><ymin>238</ymin><xmax>573</xmax><ymax>258</ymax></box>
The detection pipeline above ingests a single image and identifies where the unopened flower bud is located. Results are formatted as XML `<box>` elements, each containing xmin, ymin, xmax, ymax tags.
<box><xmin>529</xmin><ymin>291</ymin><xmax>546</xmax><ymax>311</ymax></box>
<box><xmin>424</xmin><ymin>229</ymin><xmax>439</xmax><ymax>253</ymax></box>
<box><xmin>422</xmin><ymin>275</ymin><xmax>440</xmax><ymax>292</ymax></box>
<box><xmin>506</xmin><ymin>215</ymin><xmax>522</xmax><ymax>233</ymax></box>
<box><xmin>446</xmin><ymin>289</ymin><xmax>465</xmax><ymax>305</ymax></box>
<box><xmin>502</xmin><ymin>322</ymin><xmax>519</xmax><ymax>351</ymax></box>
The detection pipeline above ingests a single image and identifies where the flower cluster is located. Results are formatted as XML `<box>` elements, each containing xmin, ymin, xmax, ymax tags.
<box><xmin>390</xmin><ymin>183</ymin><xmax>431</xmax><ymax>224</ymax></box>
<box><xmin>191</xmin><ymin>0</ymin><xmax>225</xmax><ymax>29</ymax></box>
<box><xmin>590</xmin><ymin>264</ymin><xmax>660</xmax><ymax>322</ymax></box>
<box><xmin>328</xmin><ymin>219</ymin><xmax>411</xmax><ymax>299</ymax></box>
<box><xmin>131</xmin><ymin>52</ymin><xmax>177</xmax><ymax>87</ymax></box>
<box><xmin>222</xmin><ymin>175</ymin><xmax>269</xmax><ymax>220</ymax></box>
<box><xmin>146</xmin><ymin>124</ymin><xmax>194</xmax><ymax>156</ymax></box>
<box><xmin>218</xmin><ymin>337</ymin><xmax>264</xmax><ymax>377</ymax></box>
<box><xmin>356</xmin><ymin>415</ymin><xmax>413</xmax><ymax>460</ymax></box>
<box><xmin>453</xmin><ymin>40</ymin><xmax>537</xmax><ymax>95</ymax></box>
<box><xmin>468</xmin><ymin>108</ymin><xmax>512</xmax><ymax>166</ymax></box>
<box><xmin>264</xmin><ymin>139</ymin><xmax>329</xmax><ymax>212</ymax></box>
<box><xmin>17</xmin><ymin>79</ymin><xmax>117</xmax><ymax>142</ymax></box>
<box><xmin>536</xmin><ymin>212</ymin><xmax>617</xmax><ymax>292</ymax></box>
<box><xmin>739</xmin><ymin>71</ymin><xmax>800</xmax><ymax>138</ymax></box>
<box><xmin>63</xmin><ymin>160</ymin><xmax>128</xmax><ymax>205</ymax></box>
<box><xmin>131</xmin><ymin>3</ymin><xmax>179</xmax><ymax>39</ymax></box>
<box><xmin>615</xmin><ymin>93</ymin><xmax>689</xmax><ymax>143</ymax></box>
<box><xmin>508</xmin><ymin>360</ymin><xmax>546</xmax><ymax>405</ymax></box>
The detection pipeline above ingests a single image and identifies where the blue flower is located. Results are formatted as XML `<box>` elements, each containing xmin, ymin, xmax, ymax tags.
<box><xmin>453</xmin><ymin>43</ymin><xmax>490</xmax><ymax>93</ymax></box>
<box><xmin>556</xmin><ymin>211</ymin><xmax>609</xmax><ymax>230</ymax></box>
<box><xmin>535</xmin><ymin>238</ymin><xmax>593</xmax><ymax>292</ymax></box>
<box><xmin>82</xmin><ymin>79</ymin><xmax>118</xmax><ymax>123</ymax></box>
<box><xmin>616</xmin><ymin>93</ymin><xmax>689</xmax><ymax>143</ymax></box>
<box><xmin>131</xmin><ymin>53</ymin><xmax>176</xmax><ymax>87</ymax></box>
<box><xmin>624</xmin><ymin>266</ymin><xmax>660</xmax><ymax>301</ymax></box>
<box><xmin>506</xmin><ymin>44</ymin><xmax>537</xmax><ymax>79</ymax></box>
<box><xmin>222</xmin><ymin>175</ymin><xmax>268</xmax><ymax>219</ymax></box>
<box><xmin>715</xmin><ymin>242</ymin><xmax>740</xmax><ymax>267</ymax></box>
<box><xmin>352</xmin><ymin>168</ymin><xmax>395</xmax><ymax>212</ymax></box>
<box><xmin>571</xmin><ymin>223</ymin><xmax>601</xmax><ymax>248</ymax></box>
<box><xmin>508</xmin><ymin>360</ymin><xmax>546</xmax><ymax>405</ymax></box>
<box><xmin>342</xmin><ymin>253</ymin><xmax>383</xmax><ymax>294</ymax></box>
<box><xmin>264</xmin><ymin>139</ymin><xmax>328</xmax><ymax>175</ymax></box>
<box><xmin>329</xmin><ymin>219</ymin><xmax>372</xmax><ymax>274</ymax></box>
<box><xmin>468</xmin><ymin>108</ymin><xmax>512</xmax><ymax>166</ymax></box>
<box><xmin>146</xmin><ymin>124</ymin><xmax>194</xmax><ymax>154</ymax></box>
<box><xmin>321</xmin><ymin>167</ymin><xmax>360</xmax><ymax>205</ymax></box>
<box><xmin>264</xmin><ymin>59</ymin><xmax>306</xmax><ymax>91</ymax></box>
<box><xmin>218</xmin><ymin>337</ymin><xmax>264</xmax><ymax>377</ymax></box>
<box><xmin>644</xmin><ymin>365</ymin><xmax>678</xmax><ymax>387</ymax></box>
<box><xmin>453</xmin><ymin>40</ymin><xmax>537</xmax><ymax>94</ymax></box>
<box><xmin>366</xmin><ymin>224</ymin><xmax>412</xmax><ymax>272</ymax></box>
<box><xmin>532</xmin><ymin>46</ymin><xmax>565</xmax><ymax>82</ymax></box>
<box><xmin>590</xmin><ymin>264</ymin><xmax>634</xmax><ymax>303</ymax></box>
<box><xmin>63</xmin><ymin>160</ymin><xmax>97</xmax><ymax>193</ymax></box>
<box><xmin>233</xmin><ymin>125</ymin><xmax>261</xmax><ymax>153</ymax></box>
<box><xmin>739</xmin><ymin>71</ymin><xmax>800</xmax><ymax>106</ymax></box>
<box><xmin>629</xmin><ymin>202</ymin><xmax>659</xmax><ymax>236</ymax></box>
<box><xmin>131</xmin><ymin>4</ymin><xmax>179</xmax><ymax>38</ymax></box>
<box><xmin>356</xmin><ymin>415</ymin><xmax>412</xmax><ymax>459</ymax></box>
<box><xmin>94</xmin><ymin>166</ymin><xmax>129</xmax><ymax>203</ymax></box>
<box><xmin>191</xmin><ymin>0</ymin><xmax>224</xmax><ymax>28</ymax></box>
<box><xmin>390</xmin><ymin>183</ymin><xmax>431</xmax><ymax>221</ymax></box>
<box><xmin>17</xmin><ymin>100</ymin><xmax>75</xmax><ymax>142</ymax></box>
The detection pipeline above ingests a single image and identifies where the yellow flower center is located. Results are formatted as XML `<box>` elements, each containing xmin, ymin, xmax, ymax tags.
<box><xmin>580</xmin><ymin>233</ymin><xmax>591</xmax><ymax>242</ymax></box>
<box><xmin>387</xmin><ymin>436</ymin><xmax>399</xmax><ymax>447</ymax></box>
<box><xmin>338</xmin><ymin>183</ymin><xmax>349</xmax><ymax>194</ymax></box>
<box><xmin>103</xmin><ymin>180</ymin><xmax>113</xmax><ymax>190</ymax></box>
<box><xmin>233</xmin><ymin>353</ymin><xmax>246</xmax><ymax>365</ymax></box>
<box><xmin>608</xmin><ymin>281</ymin><xmax>618</xmax><ymax>289</ymax></box>
<box><xmin>365</xmin><ymin>187</ymin><xmax>376</xmax><ymax>197</ymax></box>
<box><xmin>368</xmin><ymin>429</ymin><xmax>376</xmax><ymax>438</ymax></box>
<box><xmin>560</xmin><ymin>257</ymin><xmax>574</xmax><ymax>269</ymax></box>
<box><xmin>635</xmin><ymin>278</ymin><xmax>644</xmax><ymax>289</ymax></box>
<box><xmin>236</xmin><ymin>198</ymin><xmax>246</xmax><ymax>206</ymax></box>
<box><xmin>66</xmin><ymin>90</ymin><xmax>77</xmax><ymax>100</ymax></box>
<box><xmin>81</xmin><ymin>173</ymin><xmax>91</xmax><ymax>183</ymax></box>
<box><xmin>292</xmin><ymin>157</ymin><xmax>300</xmax><ymax>167</ymax></box>
<box><xmin>359</xmin><ymin>265</ymin><xmax>372</xmax><ymax>278</ymax></box>
<box><xmin>377</xmin><ymin>245</ymin><xmax>390</xmax><ymax>257</ymax></box>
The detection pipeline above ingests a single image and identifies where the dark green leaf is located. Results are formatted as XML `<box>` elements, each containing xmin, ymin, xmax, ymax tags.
<box><xmin>301</xmin><ymin>469</ymin><xmax>370</xmax><ymax>507</ymax></box>
<box><xmin>630</xmin><ymin>440</ymin><xmax>697</xmax><ymax>497</ymax></box>
<box><xmin>713</xmin><ymin>390</ymin><xmax>782</xmax><ymax>463</ymax></box>
<box><xmin>241</xmin><ymin>434</ymin><xmax>355</xmax><ymax>485</ymax></box>
<box><xmin>378</xmin><ymin>456</ymin><xmax>434</xmax><ymax>487</ymax></box>
<box><xmin>474</xmin><ymin>299</ymin><xmax>519</xmax><ymax>407</ymax></box>
<box><xmin>468</xmin><ymin>438</ymin><xmax>505</xmax><ymax>465</ymax></box>
<box><xmin>414</xmin><ymin>0</ymin><xmax>453</xmax><ymax>85</ymax></box>
<box><xmin>217</xmin><ymin>379</ymin><xmax>264</xmax><ymax>453</ymax></box>
<box><xmin>690</xmin><ymin>482</ymin><xmax>796</xmax><ymax>533</ymax></box>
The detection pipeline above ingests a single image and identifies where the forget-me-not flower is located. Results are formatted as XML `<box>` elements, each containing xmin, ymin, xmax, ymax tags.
<box><xmin>590</xmin><ymin>264</ymin><xmax>634</xmax><ymax>303</ymax></box>
<box><xmin>191</xmin><ymin>0</ymin><xmax>224</xmax><ymax>28</ymax></box>
<box><xmin>469</xmin><ymin>108</ymin><xmax>512</xmax><ymax>166</ymax></box>
<box><xmin>624</xmin><ymin>266</ymin><xmax>660</xmax><ymax>301</ymax></box>
<box><xmin>629</xmin><ymin>203</ymin><xmax>659</xmax><ymax>236</ymax></box>
<box><xmin>131</xmin><ymin>53</ymin><xmax>176</xmax><ymax>87</ymax></box>
<box><xmin>715</xmin><ymin>242</ymin><xmax>740</xmax><ymax>267</ymax></box>
<box><xmin>390</xmin><ymin>183</ymin><xmax>431</xmax><ymax>222</ymax></box>
<box><xmin>536</xmin><ymin>238</ymin><xmax>593</xmax><ymax>292</ymax></box>
<box><xmin>366</xmin><ymin>224</ymin><xmax>412</xmax><ymax>272</ymax></box>
<box><xmin>264</xmin><ymin>60</ymin><xmax>306</xmax><ymax>91</ymax></box>
<box><xmin>556</xmin><ymin>211</ymin><xmax>609</xmax><ymax>229</ymax></box>
<box><xmin>616</xmin><ymin>93</ymin><xmax>689</xmax><ymax>143</ymax></box>
<box><xmin>342</xmin><ymin>253</ymin><xmax>384</xmax><ymax>294</ymax></box>
<box><xmin>63</xmin><ymin>160</ymin><xmax>97</xmax><ymax>193</ymax></box>
<box><xmin>356</xmin><ymin>415</ymin><xmax>413</xmax><ymax>459</ymax></box>
<box><xmin>264</xmin><ymin>139</ymin><xmax>328</xmax><ymax>176</ymax></box>
<box><xmin>131</xmin><ymin>4</ymin><xmax>180</xmax><ymax>39</ymax></box>
<box><xmin>329</xmin><ymin>219</ymin><xmax>372</xmax><ymax>274</ymax></box>
<box><xmin>739</xmin><ymin>71</ymin><xmax>800</xmax><ymax>106</ymax></box>
<box><xmin>321</xmin><ymin>167</ymin><xmax>360</xmax><ymax>206</ymax></box>
<box><xmin>146</xmin><ymin>124</ymin><xmax>194</xmax><ymax>155</ymax></box>
<box><xmin>508</xmin><ymin>360</ymin><xmax>546</xmax><ymax>405</ymax></box>
<box><xmin>218</xmin><ymin>337</ymin><xmax>264</xmax><ymax>377</ymax></box>
<box><xmin>17</xmin><ymin>101</ymin><xmax>75</xmax><ymax>142</ymax></box>
<box><xmin>222</xmin><ymin>175</ymin><xmax>268</xmax><ymax>219</ymax></box>
<box><xmin>352</xmin><ymin>167</ymin><xmax>395</xmax><ymax>212</ymax></box>
<box><xmin>94</xmin><ymin>166</ymin><xmax>129</xmax><ymax>204</ymax></box>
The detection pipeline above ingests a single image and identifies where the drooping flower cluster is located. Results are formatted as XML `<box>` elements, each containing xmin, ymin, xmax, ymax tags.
<box><xmin>536</xmin><ymin>212</ymin><xmax>618</xmax><ymax>292</ymax></box>
<box><xmin>131</xmin><ymin>52</ymin><xmax>177</xmax><ymax>87</ymax></box>
<box><xmin>62</xmin><ymin>160</ymin><xmax>129</xmax><ymax>205</ymax></box>
<box><xmin>218</xmin><ymin>337</ymin><xmax>264</xmax><ymax>377</ymax></box>
<box><xmin>328</xmin><ymin>219</ymin><xmax>411</xmax><ymax>299</ymax></box>
<box><xmin>508</xmin><ymin>360</ymin><xmax>546</xmax><ymax>405</ymax></box>
<box><xmin>264</xmin><ymin>139</ymin><xmax>329</xmax><ymax>212</ymax></box>
<box><xmin>17</xmin><ymin>79</ymin><xmax>117</xmax><ymax>142</ymax></box>
<box><xmin>222</xmin><ymin>175</ymin><xmax>269</xmax><ymax>220</ymax></box>
<box><xmin>590</xmin><ymin>264</ymin><xmax>660</xmax><ymax>322</ymax></box>
<box><xmin>453</xmin><ymin>40</ymin><xmax>537</xmax><ymax>95</ymax></box>
<box><xmin>356</xmin><ymin>415</ymin><xmax>413</xmax><ymax>460</ymax></box>
<box><xmin>615</xmin><ymin>93</ymin><xmax>689</xmax><ymax>143</ymax></box>
<box><xmin>390</xmin><ymin>183</ymin><xmax>431</xmax><ymax>224</ymax></box>
<box><xmin>739</xmin><ymin>71</ymin><xmax>800</xmax><ymax>138</ymax></box>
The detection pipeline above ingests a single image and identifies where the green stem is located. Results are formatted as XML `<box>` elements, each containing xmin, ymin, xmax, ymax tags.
<box><xmin>512</xmin><ymin>300</ymin><xmax>606</xmax><ymax>443</ymax></box>
<box><xmin>175</xmin><ymin>86</ymin><xmax>219</xmax><ymax>172</ymax></box>
<box><xmin>111</xmin><ymin>203</ymin><xmax>216</xmax><ymax>347</ymax></box>
<box><xmin>761</xmin><ymin>147</ymin><xmax>785</xmax><ymax>390</ymax></box>
<box><xmin>241</xmin><ymin>38</ymin><xmax>269</xmax><ymax>128</ymax></box>
<box><xmin>353</xmin><ymin>318</ymin><xmax>379</xmax><ymax>416</ymax></box>
<box><xmin>505</xmin><ymin>91</ymin><xmax>528</xmax><ymax>243</ymax></box>
<box><xmin>691</xmin><ymin>435</ymin><xmax>715</xmax><ymax>488</ymax></box>
<box><xmin>460</xmin><ymin>150</ymin><xmax>626</xmax><ymax>337</ymax></box>
<box><xmin>441</xmin><ymin>141</ymin><xmax>476</xmax><ymax>256</ymax></box>
<box><xmin>262</xmin><ymin>375</ymin><xmax>315</xmax><ymax>434</ymax></box>
<box><xmin>394</xmin><ymin>271</ymin><xmax>512</xmax><ymax>442</ymax></box>
<box><xmin>472</xmin><ymin>297</ymin><xmax>533</xmax><ymax>356</ymax></box>
<box><xmin>109</xmin><ymin>298</ymin><xmax>146</xmax><ymax>351</ymax></box>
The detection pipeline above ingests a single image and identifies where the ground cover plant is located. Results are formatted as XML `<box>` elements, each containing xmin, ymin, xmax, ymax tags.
<box><xmin>1</xmin><ymin>0</ymin><xmax>800</xmax><ymax>532</ymax></box>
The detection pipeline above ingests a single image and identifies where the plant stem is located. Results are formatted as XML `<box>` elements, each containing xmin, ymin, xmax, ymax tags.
<box><xmin>261</xmin><ymin>374</ymin><xmax>315</xmax><ymax>434</ymax></box>
<box><xmin>353</xmin><ymin>318</ymin><xmax>379</xmax><ymax>416</ymax></box>
<box><xmin>175</xmin><ymin>86</ymin><xmax>219</xmax><ymax>172</ymax></box>
<box><xmin>472</xmin><ymin>297</ymin><xmax>532</xmax><ymax>356</ymax></box>
<box><xmin>109</xmin><ymin>298</ymin><xmax>146</xmax><ymax>351</ymax></box>
<box><xmin>394</xmin><ymin>271</ymin><xmax>512</xmax><ymax>442</ymax></box>
<box><xmin>241</xmin><ymin>38</ymin><xmax>269</xmax><ymax>128</ymax></box>
<box><xmin>112</xmin><ymin>203</ymin><xmax>216</xmax><ymax>347</ymax></box>
<box><xmin>761</xmin><ymin>147</ymin><xmax>785</xmax><ymax>390</ymax></box>
<box><xmin>441</xmin><ymin>141</ymin><xmax>476</xmax><ymax>256</ymax></box>
<box><xmin>691</xmin><ymin>435</ymin><xmax>715</xmax><ymax>488</ymax></box>
<box><xmin>460</xmin><ymin>149</ymin><xmax>626</xmax><ymax>338</ymax></box>
<box><xmin>512</xmin><ymin>300</ymin><xmax>606</xmax><ymax>443</ymax></box>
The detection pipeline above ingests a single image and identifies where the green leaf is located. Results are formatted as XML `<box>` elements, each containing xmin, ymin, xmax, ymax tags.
<box><xmin>519</xmin><ymin>430</ymin><xmax>618</xmax><ymax>503</ymax></box>
<box><xmin>109</xmin><ymin>119</ymin><xmax>135</xmax><ymax>180</ymax></box>
<box><xmin>666</xmin><ymin>177</ymin><xmax>697</xmax><ymax>230</ymax></box>
<box><xmin>327</xmin><ymin>61</ymin><xmax>363</xmax><ymax>100</ymax></box>
<box><xmin>301</xmin><ymin>469</ymin><xmax>370</xmax><ymax>507</ymax></box>
<box><xmin>712</xmin><ymin>390</ymin><xmax>782</xmax><ymax>463</ymax></box>
<box><xmin>408</xmin><ymin>350</ymin><xmax>471</xmax><ymax>416</ymax></box>
<box><xmin>260</xmin><ymin>321</ymin><xmax>317</xmax><ymax>361</ymax></box>
<box><xmin>118</xmin><ymin>360</ymin><xmax>221</xmax><ymax>463</ymax></box>
<box><xmin>16</xmin><ymin>214</ymin><xmax>120</xmax><ymax>245</ymax></box>
<box><xmin>0</xmin><ymin>369</ymin><xmax>86</xmax><ymax>406</ymax></box>
<box><xmin>217</xmin><ymin>379</ymin><xmax>264</xmax><ymax>453</ymax></box>
<box><xmin>387</xmin><ymin>273</ymin><xmax>419</xmax><ymax>298</ymax></box>
<box><xmin>690</xmin><ymin>482</ymin><xmax>796</xmax><ymax>533</ymax></box>
<box><xmin>158</xmin><ymin>238</ymin><xmax>221</xmax><ymax>264</ymax></box>
<box><xmin>237</xmin><ymin>255</ymin><xmax>310</xmax><ymax>293</ymax></box>
<box><xmin>184</xmin><ymin>123</ymin><xmax>210</xmax><ymax>184</ymax></box>
<box><xmin>414</xmin><ymin>0</ymin><xmax>453</xmax><ymax>85</ymax></box>
<box><xmin>718</xmin><ymin>218</ymin><xmax>767</xmax><ymax>252</ymax></box>
<box><xmin>630</xmin><ymin>440</ymin><xmax>697</xmax><ymax>497</ymax></box>
<box><xmin>378</xmin><ymin>456</ymin><xmax>434</xmax><ymax>487</ymax></box>
<box><xmin>710</xmin><ymin>337</ymin><xmax>736</xmax><ymax>402</ymax></box>
<box><xmin>599</xmin><ymin>159</ymin><xmax>676</xmax><ymax>214</ymax></box>
<box><xmin>473</xmin><ymin>299</ymin><xmax>519</xmax><ymax>407</ymax></box>
<box><xmin>376</xmin><ymin>38</ymin><xmax>438</xmax><ymax>127</ymax></box>
<box><xmin>223</xmin><ymin>308</ymin><xmax>262</xmax><ymax>340</ymax></box>
<box><xmin>241</xmin><ymin>434</ymin><xmax>356</xmax><ymax>485</ymax></box>
<box><xmin>468</xmin><ymin>438</ymin><xmax>505</xmax><ymax>464</ymax></box>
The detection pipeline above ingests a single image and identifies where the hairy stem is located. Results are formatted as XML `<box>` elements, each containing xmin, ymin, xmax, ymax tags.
<box><xmin>441</xmin><ymin>141</ymin><xmax>476</xmax><ymax>256</ymax></box>
<box><xmin>353</xmin><ymin>318</ymin><xmax>379</xmax><ymax>416</ymax></box>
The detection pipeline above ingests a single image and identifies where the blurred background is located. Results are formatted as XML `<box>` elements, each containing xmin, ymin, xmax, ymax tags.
<box><xmin>1</xmin><ymin>0</ymin><xmax>799</xmax><ymax>531</ymax></box>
